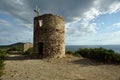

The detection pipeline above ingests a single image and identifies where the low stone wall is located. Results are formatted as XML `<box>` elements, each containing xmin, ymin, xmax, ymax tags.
<box><xmin>23</xmin><ymin>43</ymin><xmax>33</xmax><ymax>52</ymax></box>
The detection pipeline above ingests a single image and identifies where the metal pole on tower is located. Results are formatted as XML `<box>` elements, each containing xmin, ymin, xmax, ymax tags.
<box><xmin>33</xmin><ymin>0</ymin><xmax>40</xmax><ymax>17</ymax></box>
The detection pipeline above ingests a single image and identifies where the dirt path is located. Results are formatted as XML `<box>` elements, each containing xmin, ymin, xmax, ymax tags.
<box><xmin>1</xmin><ymin>54</ymin><xmax>120</xmax><ymax>80</ymax></box>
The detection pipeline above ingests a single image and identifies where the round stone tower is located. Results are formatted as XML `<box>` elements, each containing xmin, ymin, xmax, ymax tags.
<box><xmin>33</xmin><ymin>14</ymin><xmax>65</xmax><ymax>59</ymax></box>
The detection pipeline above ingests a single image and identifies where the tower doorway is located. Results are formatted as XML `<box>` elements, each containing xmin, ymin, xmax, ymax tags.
<box><xmin>38</xmin><ymin>42</ymin><xmax>43</xmax><ymax>58</ymax></box>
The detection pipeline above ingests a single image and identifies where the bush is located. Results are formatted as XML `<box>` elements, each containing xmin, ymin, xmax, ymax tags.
<box><xmin>75</xmin><ymin>47</ymin><xmax>120</xmax><ymax>64</ymax></box>
<box><xmin>7</xmin><ymin>47</ymin><xmax>22</xmax><ymax>52</ymax></box>
<box><xmin>0</xmin><ymin>50</ymin><xmax>8</xmax><ymax>60</ymax></box>
<box><xmin>0</xmin><ymin>60</ymin><xmax>4</xmax><ymax>77</ymax></box>
<box><xmin>66</xmin><ymin>50</ymin><xmax>81</xmax><ymax>57</ymax></box>
<box><xmin>0</xmin><ymin>50</ymin><xmax>7</xmax><ymax>77</ymax></box>
<box><xmin>66</xmin><ymin>51</ymin><xmax>74</xmax><ymax>55</ymax></box>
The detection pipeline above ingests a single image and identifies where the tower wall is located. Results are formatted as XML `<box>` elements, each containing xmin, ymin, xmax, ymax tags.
<box><xmin>33</xmin><ymin>14</ymin><xmax>65</xmax><ymax>58</ymax></box>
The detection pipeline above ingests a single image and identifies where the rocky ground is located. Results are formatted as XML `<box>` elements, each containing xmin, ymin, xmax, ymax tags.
<box><xmin>1</xmin><ymin>54</ymin><xmax>120</xmax><ymax>80</ymax></box>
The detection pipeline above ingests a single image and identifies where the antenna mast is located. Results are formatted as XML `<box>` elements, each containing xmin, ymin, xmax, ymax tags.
<box><xmin>34</xmin><ymin>0</ymin><xmax>40</xmax><ymax>17</ymax></box>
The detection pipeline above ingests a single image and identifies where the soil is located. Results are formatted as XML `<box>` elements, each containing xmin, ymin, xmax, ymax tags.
<box><xmin>1</xmin><ymin>54</ymin><xmax>120</xmax><ymax>80</ymax></box>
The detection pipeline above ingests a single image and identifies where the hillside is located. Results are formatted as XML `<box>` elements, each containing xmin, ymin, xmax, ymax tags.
<box><xmin>0</xmin><ymin>42</ymin><xmax>24</xmax><ymax>50</ymax></box>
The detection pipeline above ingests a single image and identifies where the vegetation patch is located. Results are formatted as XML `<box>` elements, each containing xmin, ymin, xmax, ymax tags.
<box><xmin>7</xmin><ymin>47</ymin><xmax>22</xmax><ymax>52</ymax></box>
<box><xmin>66</xmin><ymin>50</ymin><xmax>81</xmax><ymax>57</ymax></box>
<box><xmin>66</xmin><ymin>47</ymin><xmax>120</xmax><ymax>64</ymax></box>
<box><xmin>0</xmin><ymin>50</ymin><xmax>8</xmax><ymax>77</ymax></box>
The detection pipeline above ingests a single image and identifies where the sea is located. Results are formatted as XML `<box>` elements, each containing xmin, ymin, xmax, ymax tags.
<box><xmin>66</xmin><ymin>45</ymin><xmax>120</xmax><ymax>54</ymax></box>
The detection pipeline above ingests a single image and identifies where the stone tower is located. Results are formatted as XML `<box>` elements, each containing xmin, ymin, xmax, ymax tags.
<box><xmin>33</xmin><ymin>14</ymin><xmax>65</xmax><ymax>59</ymax></box>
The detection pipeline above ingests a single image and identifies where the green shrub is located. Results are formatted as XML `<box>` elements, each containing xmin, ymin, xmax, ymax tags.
<box><xmin>7</xmin><ymin>47</ymin><xmax>22</xmax><ymax>52</ymax></box>
<box><xmin>75</xmin><ymin>47</ymin><xmax>120</xmax><ymax>64</ymax></box>
<box><xmin>0</xmin><ymin>50</ymin><xmax>8</xmax><ymax>60</ymax></box>
<box><xmin>66</xmin><ymin>50</ymin><xmax>81</xmax><ymax>57</ymax></box>
<box><xmin>0</xmin><ymin>60</ymin><xmax>4</xmax><ymax>77</ymax></box>
<box><xmin>66</xmin><ymin>51</ymin><xmax>74</xmax><ymax>55</ymax></box>
<box><xmin>0</xmin><ymin>50</ymin><xmax>7</xmax><ymax>77</ymax></box>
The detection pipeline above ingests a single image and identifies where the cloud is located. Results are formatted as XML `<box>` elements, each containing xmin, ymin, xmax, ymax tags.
<box><xmin>65</xmin><ymin>2</ymin><xmax>99</xmax><ymax>37</ymax></box>
<box><xmin>83</xmin><ymin>8</ymin><xmax>100</xmax><ymax>21</ymax></box>
<box><xmin>0</xmin><ymin>0</ymin><xmax>120</xmax><ymax>24</ymax></box>
<box><xmin>67</xmin><ymin>30</ymin><xmax>120</xmax><ymax>45</ymax></box>
<box><xmin>0</xmin><ymin>27</ymin><xmax>33</xmax><ymax>45</ymax></box>
<box><xmin>103</xmin><ymin>31</ymin><xmax>120</xmax><ymax>44</ymax></box>
<box><xmin>1</xmin><ymin>0</ymin><xmax>119</xmax><ymax>27</ymax></box>
<box><xmin>0</xmin><ymin>0</ymin><xmax>93</xmax><ymax>23</ymax></box>
<box><xmin>0</xmin><ymin>19</ymin><xmax>11</xmax><ymax>26</ymax></box>
<box><xmin>66</xmin><ymin>0</ymin><xmax>120</xmax><ymax>38</ymax></box>
<box><xmin>0</xmin><ymin>0</ymin><xmax>120</xmax><ymax>45</ymax></box>
<box><xmin>0</xmin><ymin>0</ymin><xmax>32</xmax><ymax>23</ymax></box>
<box><xmin>113</xmin><ymin>23</ymin><xmax>120</xmax><ymax>28</ymax></box>
<box><xmin>105</xmin><ymin>0</ymin><xmax>120</xmax><ymax>14</ymax></box>
<box><xmin>65</xmin><ymin>0</ymin><xmax>120</xmax><ymax>45</ymax></box>
<box><xmin>66</xmin><ymin>20</ymin><xmax>97</xmax><ymax>37</ymax></box>
<box><xmin>94</xmin><ymin>0</ymin><xmax>120</xmax><ymax>13</ymax></box>
<box><xmin>19</xmin><ymin>23</ymin><xmax>33</xmax><ymax>30</ymax></box>
<box><xmin>0</xmin><ymin>0</ymin><xmax>96</xmax><ymax>45</ymax></box>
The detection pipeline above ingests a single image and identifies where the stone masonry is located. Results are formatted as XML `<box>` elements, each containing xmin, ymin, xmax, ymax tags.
<box><xmin>23</xmin><ymin>42</ymin><xmax>33</xmax><ymax>52</ymax></box>
<box><xmin>33</xmin><ymin>14</ymin><xmax>65</xmax><ymax>59</ymax></box>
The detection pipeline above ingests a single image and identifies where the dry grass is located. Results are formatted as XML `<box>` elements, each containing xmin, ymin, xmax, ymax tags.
<box><xmin>1</xmin><ymin>54</ymin><xmax>120</xmax><ymax>80</ymax></box>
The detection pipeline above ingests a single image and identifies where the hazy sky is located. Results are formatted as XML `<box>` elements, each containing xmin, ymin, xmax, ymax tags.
<box><xmin>0</xmin><ymin>0</ymin><xmax>120</xmax><ymax>45</ymax></box>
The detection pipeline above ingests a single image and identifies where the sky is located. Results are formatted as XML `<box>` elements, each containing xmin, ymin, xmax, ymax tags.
<box><xmin>0</xmin><ymin>0</ymin><xmax>120</xmax><ymax>45</ymax></box>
